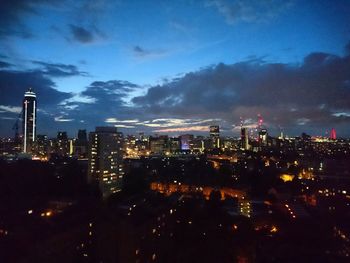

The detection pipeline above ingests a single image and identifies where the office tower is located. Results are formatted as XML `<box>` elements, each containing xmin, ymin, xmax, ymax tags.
<box><xmin>241</xmin><ymin>127</ymin><xmax>249</xmax><ymax>150</ymax></box>
<box><xmin>149</xmin><ymin>135</ymin><xmax>169</xmax><ymax>154</ymax></box>
<box><xmin>22</xmin><ymin>88</ymin><xmax>37</xmax><ymax>153</ymax></box>
<box><xmin>209</xmin><ymin>125</ymin><xmax>220</xmax><ymax>149</ymax></box>
<box><xmin>74</xmin><ymin>129</ymin><xmax>88</xmax><ymax>158</ymax></box>
<box><xmin>330</xmin><ymin>128</ymin><xmax>337</xmax><ymax>140</ymax></box>
<box><xmin>88</xmin><ymin>127</ymin><xmax>124</xmax><ymax>198</ymax></box>
<box><xmin>180</xmin><ymin>134</ymin><xmax>193</xmax><ymax>151</ymax></box>
<box><xmin>34</xmin><ymin>135</ymin><xmax>49</xmax><ymax>158</ymax></box>
<box><xmin>78</xmin><ymin>129</ymin><xmax>87</xmax><ymax>141</ymax></box>
<box><xmin>169</xmin><ymin>137</ymin><xmax>180</xmax><ymax>153</ymax></box>
<box><xmin>55</xmin><ymin>131</ymin><xmax>69</xmax><ymax>156</ymax></box>
<box><xmin>259</xmin><ymin>129</ymin><xmax>268</xmax><ymax>147</ymax></box>
<box><xmin>192</xmin><ymin>136</ymin><xmax>205</xmax><ymax>152</ymax></box>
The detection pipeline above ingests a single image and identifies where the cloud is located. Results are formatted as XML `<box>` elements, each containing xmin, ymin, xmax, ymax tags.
<box><xmin>132</xmin><ymin>45</ymin><xmax>168</xmax><ymax>59</ymax></box>
<box><xmin>206</xmin><ymin>0</ymin><xmax>293</xmax><ymax>25</ymax></box>
<box><xmin>0</xmin><ymin>67</ymin><xmax>74</xmax><ymax>136</ymax></box>
<box><xmin>114</xmin><ymin>124</ymin><xmax>136</xmax><ymax>128</ymax></box>
<box><xmin>54</xmin><ymin>116</ymin><xmax>74</xmax><ymax>122</ymax></box>
<box><xmin>154</xmin><ymin>125</ymin><xmax>210</xmax><ymax>133</ymax></box>
<box><xmin>82</xmin><ymin>80</ymin><xmax>140</xmax><ymax>99</ymax></box>
<box><xmin>0</xmin><ymin>0</ymin><xmax>37</xmax><ymax>38</ymax></box>
<box><xmin>0</xmin><ymin>61</ymin><xmax>13</xmax><ymax>68</ymax></box>
<box><xmin>105</xmin><ymin>118</ymin><xmax>139</xmax><ymax>123</ymax></box>
<box><xmin>0</xmin><ymin>105</ymin><xmax>22</xmax><ymax>114</ymax></box>
<box><xmin>132</xmin><ymin>118</ymin><xmax>222</xmax><ymax>134</ymax></box>
<box><xmin>0</xmin><ymin>70</ymin><xmax>72</xmax><ymax>107</ymax></box>
<box><xmin>68</xmin><ymin>24</ymin><xmax>106</xmax><ymax>44</ymax></box>
<box><xmin>69</xmin><ymin>24</ymin><xmax>95</xmax><ymax>43</ymax></box>
<box><xmin>47</xmin><ymin>80</ymin><xmax>144</xmax><ymax>133</ymax></box>
<box><xmin>345</xmin><ymin>41</ymin><xmax>350</xmax><ymax>55</ymax></box>
<box><xmin>32</xmin><ymin>61</ymin><xmax>89</xmax><ymax>77</ymax></box>
<box><xmin>132</xmin><ymin>44</ymin><xmax>350</xmax><ymax>135</ymax></box>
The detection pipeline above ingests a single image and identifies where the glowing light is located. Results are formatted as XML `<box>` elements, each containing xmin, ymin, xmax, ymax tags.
<box><xmin>280</xmin><ymin>174</ymin><xmax>294</xmax><ymax>182</ymax></box>
<box><xmin>270</xmin><ymin>226</ymin><xmax>278</xmax><ymax>233</ymax></box>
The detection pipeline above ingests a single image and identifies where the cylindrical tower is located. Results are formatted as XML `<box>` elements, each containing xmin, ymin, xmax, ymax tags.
<box><xmin>22</xmin><ymin>88</ymin><xmax>37</xmax><ymax>153</ymax></box>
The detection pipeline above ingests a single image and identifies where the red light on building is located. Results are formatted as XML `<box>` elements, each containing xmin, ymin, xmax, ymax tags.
<box><xmin>330</xmin><ymin>128</ymin><xmax>336</xmax><ymax>140</ymax></box>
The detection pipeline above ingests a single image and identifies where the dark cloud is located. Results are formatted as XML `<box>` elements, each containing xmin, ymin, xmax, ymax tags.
<box><xmin>82</xmin><ymin>80</ymin><xmax>139</xmax><ymax>99</ymax></box>
<box><xmin>32</xmin><ymin>61</ymin><xmax>89</xmax><ymax>77</ymax></box>
<box><xmin>0</xmin><ymin>61</ymin><xmax>13</xmax><ymax>68</ymax></box>
<box><xmin>0</xmin><ymin>70</ymin><xmax>72</xmax><ymax>107</ymax></box>
<box><xmin>69</xmin><ymin>24</ymin><xmax>94</xmax><ymax>43</ymax></box>
<box><xmin>345</xmin><ymin>41</ymin><xmax>350</xmax><ymax>55</ymax></box>
<box><xmin>206</xmin><ymin>0</ymin><xmax>293</xmax><ymax>25</ymax></box>
<box><xmin>54</xmin><ymin>80</ymin><xmax>142</xmax><ymax>133</ymax></box>
<box><xmin>0</xmin><ymin>0</ymin><xmax>60</xmax><ymax>38</ymax></box>
<box><xmin>132</xmin><ymin>45</ymin><xmax>167</xmax><ymax>59</ymax></box>
<box><xmin>132</xmin><ymin>46</ymin><xmax>350</xmax><ymax>135</ymax></box>
<box><xmin>0</xmin><ymin>68</ymin><xmax>73</xmax><ymax>136</ymax></box>
<box><xmin>0</xmin><ymin>1</ymin><xmax>107</xmax><ymax>41</ymax></box>
<box><xmin>133</xmin><ymin>46</ymin><xmax>148</xmax><ymax>56</ymax></box>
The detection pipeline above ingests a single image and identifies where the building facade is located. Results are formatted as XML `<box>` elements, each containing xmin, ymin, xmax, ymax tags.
<box><xmin>209</xmin><ymin>125</ymin><xmax>220</xmax><ymax>149</ymax></box>
<box><xmin>241</xmin><ymin>127</ymin><xmax>249</xmax><ymax>150</ymax></box>
<box><xmin>22</xmin><ymin>88</ymin><xmax>37</xmax><ymax>153</ymax></box>
<box><xmin>88</xmin><ymin>127</ymin><xmax>124</xmax><ymax>198</ymax></box>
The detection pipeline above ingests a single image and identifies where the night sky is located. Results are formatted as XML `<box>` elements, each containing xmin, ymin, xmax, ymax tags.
<box><xmin>0</xmin><ymin>0</ymin><xmax>350</xmax><ymax>137</ymax></box>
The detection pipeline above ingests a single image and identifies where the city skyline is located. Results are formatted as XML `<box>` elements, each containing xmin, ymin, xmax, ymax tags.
<box><xmin>1</xmin><ymin>0</ymin><xmax>350</xmax><ymax>137</ymax></box>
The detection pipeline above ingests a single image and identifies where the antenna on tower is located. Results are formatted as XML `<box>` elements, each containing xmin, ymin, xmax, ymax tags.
<box><xmin>278</xmin><ymin>125</ymin><xmax>284</xmax><ymax>139</ymax></box>
<box><xmin>257</xmin><ymin>113</ymin><xmax>263</xmax><ymax>130</ymax></box>
<box><xmin>240</xmin><ymin>116</ymin><xmax>244</xmax><ymax>128</ymax></box>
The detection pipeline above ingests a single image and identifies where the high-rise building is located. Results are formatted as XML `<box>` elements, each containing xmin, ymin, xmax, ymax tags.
<box><xmin>22</xmin><ymin>88</ymin><xmax>37</xmax><ymax>153</ymax></box>
<box><xmin>241</xmin><ymin>127</ymin><xmax>249</xmax><ymax>150</ymax></box>
<box><xmin>209</xmin><ymin>125</ymin><xmax>220</xmax><ymax>149</ymax></box>
<box><xmin>258</xmin><ymin>129</ymin><xmax>268</xmax><ymax>147</ymax></box>
<box><xmin>34</xmin><ymin>135</ymin><xmax>49</xmax><ymax>158</ymax></box>
<box><xmin>88</xmin><ymin>127</ymin><xmax>124</xmax><ymax>198</ymax></box>
<box><xmin>330</xmin><ymin>128</ymin><xmax>337</xmax><ymax>140</ymax></box>
<box><xmin>74</xmin><ymin>129</ymin><xmax>88</xmax><ymax>158</ymax></box>
<box><xmin>180</xmin><ymin>134</ymin><xmax>193</xmax><ymax>151</ymax></box>
<box><xmin>55</xmin><ymin>131</ymin><xmax>69</xmax><ymax>156</ymax></box>
<box><xmin>149</xmin><ymin>135</ymin><xmax>169</xmax><ymax>154</ymax></box>
<box><xmin>169</xmin><ymin>137</ymin><xmax>180</xmax><ymax>153</ymax></box>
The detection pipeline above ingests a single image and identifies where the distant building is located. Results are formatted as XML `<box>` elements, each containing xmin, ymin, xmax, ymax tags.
<box><xmin>22</xmin><ymin>88</ymin><xmax>37</xmax><ymax>153</ymax></box>
<box><xmin>149</xmin><ymin>136</ymin><xmax>169</xmax><ymax>154</ymax></box>
<box><xmin>34</xmin><ymin>135</ymin><xmax>49</xmax><ymax>158</ymax></box>
<box><xmin>259</xmin><ymin>129</ymin><xmax>268</xmax><ymax>147</ymax></box>
<box><xmin>180</xmin><ymin>134</ymin><xmax>193</xmax><ymax>151</ymax></box>
<box><xmin>169</xmin><ymin>137</ymin><xmax>180</xmax><ymax>153</ymax></box>
<box><xmin>74</xmin><ymin>129</ymin><xmax>88</xmax><ymax>158</ymax></box>
<box><xmin>330</xmin><ymin>128</ymin><xmax>337</xmax><ymax>140</ymax></box>
<box><xmin>55</xmin><ymin>131</ymin><xmax>69</xmax><ymax>156</ymax></box>
<box><xmin>241</xmin><ymin>127</ymin><xmax>249</xmax><ymax>150</ymax></box>
<box><xmin>191</xmin><ymin>136</ymin><xmax>205</xmax><ymax>152</ymax></box>
<box><xmin>209</xmin><ymin>125</ymin><xmax>220</xmax><ymax>149</ymax></box>
<box><xmin>88</xmin><ymin>127</ymin><xmax>124</xmax><ymax>198</ymax></box>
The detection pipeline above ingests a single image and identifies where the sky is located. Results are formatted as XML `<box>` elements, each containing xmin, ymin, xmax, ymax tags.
<box><xmin>0</xmin><ymin>0</ymin><xmax>350</xmax><ymax>138</ymax></box>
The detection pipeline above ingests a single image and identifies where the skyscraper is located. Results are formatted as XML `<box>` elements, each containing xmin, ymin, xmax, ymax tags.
<box><xmin>330</xmin><ymin>128</ymin><xmax>337</xmax><ymax>140</ymax></box>
<box><xmin>241</xmin><ymin>127</ymin><xmax>249</xmax><ymax>150</ymax></box>
<box><xmin>88</xmin><ymin>127</ymin><xmax>124</xmax><ymax>198</ymax></box>
<box><xmin>55</xmin><ymin>131</ymin><xmax>69</xmax><ymax>156</ymax></box>
<box><xmin>258</xmin><ymin>129</ymin><xmax>268</xmax><ymax>147</ymax></box>
<box><xmin>22</xmin><ymin>88</ymin><xmax>37</xmax><ymax>153</ymax></box>
<box><xmin>74</xmin><ymin>129</ymin><xmax>88</xmax><ymax>158</ymax></box>
<box><xmin>209</xmin><ymin>125</ymin><xmax>220</xmax><ymax>149</ymax></box>
<box><xmin>180</xmin><ymin>134</ymin><xmax>193</xmax><ymax>151</ymax></box>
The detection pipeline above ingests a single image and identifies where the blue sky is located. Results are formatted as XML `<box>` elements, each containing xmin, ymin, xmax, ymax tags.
<box><xmin>1</xmin><ymin>0</ymin><xmax>350</xmax><ymax>137</ymax></box>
